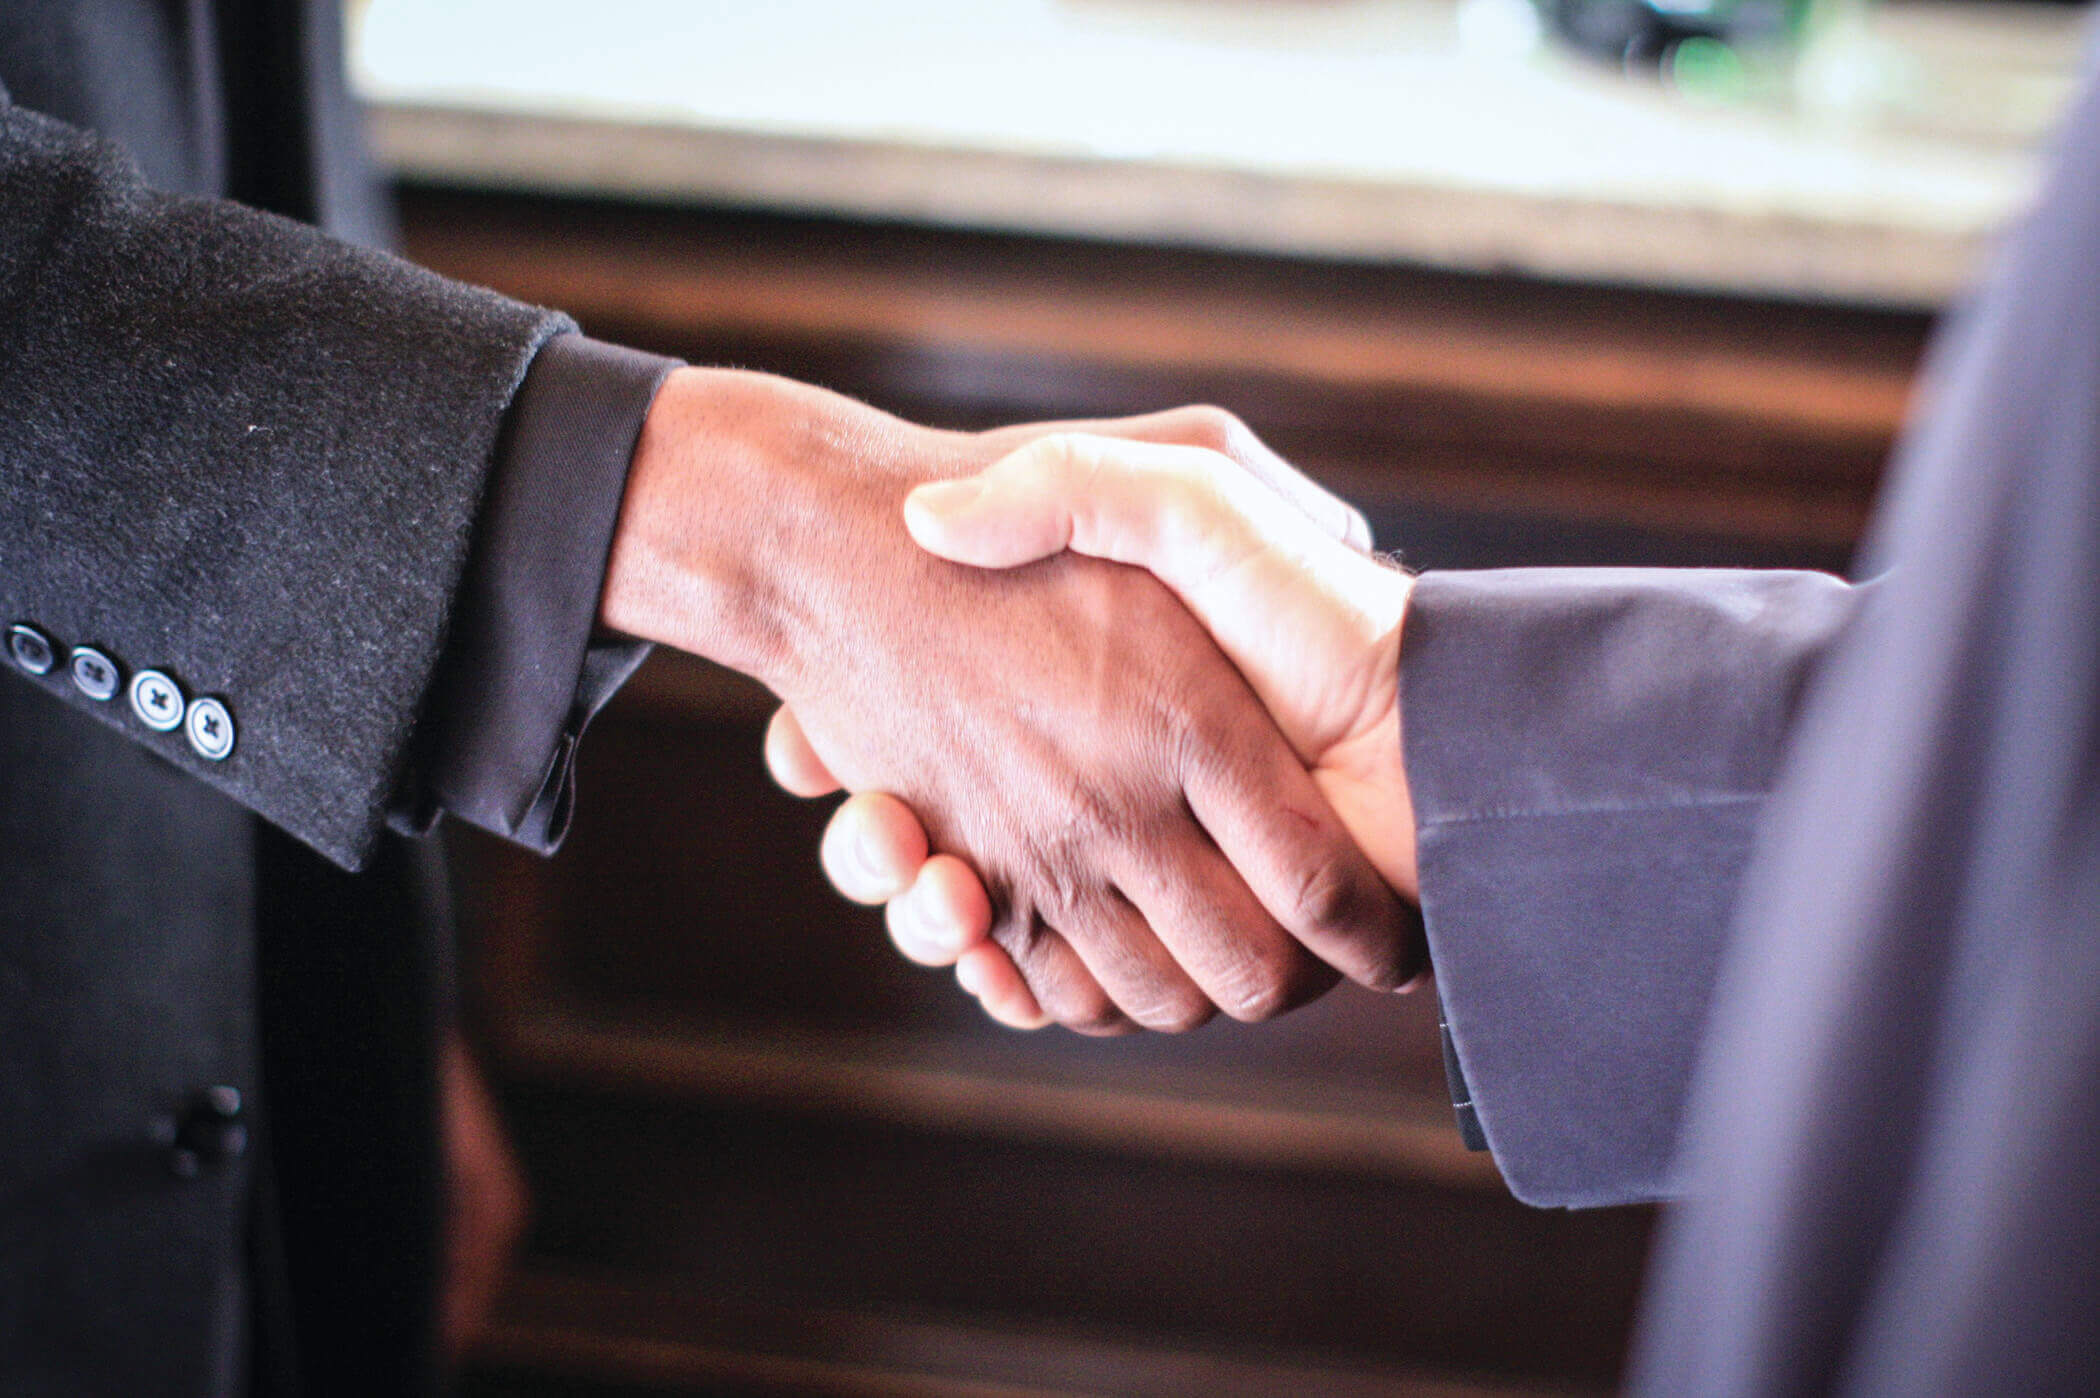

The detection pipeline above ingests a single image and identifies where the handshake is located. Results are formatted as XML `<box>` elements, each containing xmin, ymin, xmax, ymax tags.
<box><xmin>600</xmin><ymin>368</ymin><xmax>1426</xmax><ymax>1035</ymax></box>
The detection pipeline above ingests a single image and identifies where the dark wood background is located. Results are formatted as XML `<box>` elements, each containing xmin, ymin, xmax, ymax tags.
<box><xmin>399</xmin><ymin>186</ymin><xmax>1931</xmax><ymax>1398</ymax></box>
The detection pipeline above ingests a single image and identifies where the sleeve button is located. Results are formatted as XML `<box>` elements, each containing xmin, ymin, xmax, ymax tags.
<box><xmin>185</xmin><ymin>696</ymin><xmax>236</xmax><ymax>761</ymax></box>
<box><xmin>164</xmin><ymin>1086</ymin><xmax>248</xmax><ymax>1178</ymax></box>
<box><xmin>129</xmin><ymin>669</ymin><xmax>186</xmax><ymax>732</ymax></box>
<box><xmin>7</xmin><ymin>624</ymin><xmax>55</xmax><ymax>675</ymax></box>
<box><xmin>68</xmin><ymin>646</ymin><xmax>120</xmax><ymax>701</ymax></box>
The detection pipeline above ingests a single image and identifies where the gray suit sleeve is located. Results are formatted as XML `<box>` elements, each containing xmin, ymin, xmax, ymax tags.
<box><xmin>0</xmin><ymin>98</ymin><xmax>570</xmax><ymax>870</ymax></box>
<box><xmin>1401</xmin><ymin>567</ymin><xmax>1857</xmax><ymax>1206</ymax></box>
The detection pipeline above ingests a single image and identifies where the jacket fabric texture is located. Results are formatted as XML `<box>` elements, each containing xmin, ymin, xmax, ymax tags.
<box><xmin>0</xmin><ymin>3</ymin><xmax>636</xmax><ymax>1393</ymax></box>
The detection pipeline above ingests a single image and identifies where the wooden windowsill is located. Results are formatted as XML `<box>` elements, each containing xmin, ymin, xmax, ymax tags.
<box><xmin>355</xmin><ymin>0</ymin><xmax>2085</xmax><ymax>307</ymax></box>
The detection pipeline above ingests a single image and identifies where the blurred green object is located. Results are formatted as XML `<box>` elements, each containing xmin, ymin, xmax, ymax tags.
<box><xmin>1534</xmin><ymin>0</ymin><xmax>1817</xmax><ymax>80</ymax></box>
<box><xmin>1669</xmin><ymin>33</ymin><xmax>1752</xmax><ymax>97</ymax></box>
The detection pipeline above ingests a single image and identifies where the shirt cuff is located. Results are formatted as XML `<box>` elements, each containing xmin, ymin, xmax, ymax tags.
<box><xmin>402</xmin><ymin>333</ymin><xmax>680</xmax><ymax>853</ymax></box>
<box><xmin>1400</xmin><ymin>568</ymin><xmax>1852</xmax><ymax>1206</ymax></box>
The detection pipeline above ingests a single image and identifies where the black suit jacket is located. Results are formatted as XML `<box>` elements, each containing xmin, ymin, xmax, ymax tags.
<box><xmin>0</xmin><ymin>4</ymin><xmax>666</xmax><ymax>1393</ymax></box>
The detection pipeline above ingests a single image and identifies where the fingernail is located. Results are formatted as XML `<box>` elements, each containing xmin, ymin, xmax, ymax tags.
<box><xmin>909</xmin><ymin>478</ymin><xmax>983</xmax><ymax>516</ymax></box>
<box><xmin>955</xmin><ymin>955</ymin><xmax>984</xmax><ymax>997</ymax></box>
<box><xmin>852</xmin><ymin>825</ymin><xmax>889</xmax><ymax>892</ymax></box>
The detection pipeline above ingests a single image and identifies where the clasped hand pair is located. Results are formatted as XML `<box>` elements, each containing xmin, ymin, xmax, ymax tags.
<box><xmin>602</xmin><ymin>370</ymin><xmax>1419</xmax><ymax>1034</ymax></box>
<box><xmin>783</xmin><ymin>430</ymin><xmax>1421</xmax><ymax>1031</ymax></box>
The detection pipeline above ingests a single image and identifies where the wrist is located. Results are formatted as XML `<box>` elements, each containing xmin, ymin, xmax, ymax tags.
<box><xmin>598</xmin><ymin>368</ymin><xmax>814</xmax><ymax>685</ymax></box>
<box><xmin>1318</xmin><ymin>719</ymin><xmax>1417</xmax><ymax>901</ymax></box>
<box><xmin>1318</xmin><ymin>565</ymin><xmax>1417</xmax><ymax>898</ymax></box>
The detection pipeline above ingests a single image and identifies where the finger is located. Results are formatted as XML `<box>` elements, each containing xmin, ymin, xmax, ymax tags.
<box><xmin>1042</xmin><ymin>891</ymin><xmax>1218</xmax><ymax>1034</ymax></box>
<box><xmin>908</xmin><ymin>436</ymin><xmax>1259</xmax><ymax>595</ymax></box>
<box><xmin>992</xmin><ymin>917</ymin><xmax>1138</xmax><ymax>1036</ymax></box>
<box><xmin>1112</xmin><ymin>828</ymin><xmax>1340</xmax><ymax>1022</ymax></box>
<box><xmin>1183</xmin><ymin>718</ymin><xmax>1420</xmax><ymax>992</ymax></box>
<box><xmin>977</xmin><ymin>408</ymin><xmax>1371</xmax><ymax>550</ymax></box>
<box><xmin>1117</xmin><ymin>407</ymin><xmax>1373</xmax><ymax>552</ymax></box>
<box><xmin>954</xmin><ymin>944</ymin><xmax>1050</xmax><ymax>1030</ymax></box>
<box><xmin>820</xmin><ymin>792</ymin><xmax>928</xmax><ymax>905</ymax></box>
<box><xmin>904</xmin><ymin>451</ymin><xmax>1087</xmax><ymax>570</ymax></box>
<box><xmin>884</xmin><ymin>853</ymin><xmax>994</xmax><ymax>966</ymax></box>
<box><xmin>765</xmin><ymin>704</ymin><xmax>841</xmax><ymax>797</ymax></box>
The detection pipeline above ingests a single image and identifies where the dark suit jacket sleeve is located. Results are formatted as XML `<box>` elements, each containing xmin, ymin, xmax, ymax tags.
<box><xmin>1400</xmin><ymin>567</ymin><xmax>1858</xmax><ymax>1206</ymax></box>
<box><xmin>0</xmin><ymin>95</ymin><xmax>576</xmax><ymax>870</ymax></box>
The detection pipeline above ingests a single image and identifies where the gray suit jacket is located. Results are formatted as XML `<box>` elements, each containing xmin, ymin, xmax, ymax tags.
<box><xmin>1409</xmin><ymin>49</ymin><xmax>2100</xmax><ymax>1395</ymax></box>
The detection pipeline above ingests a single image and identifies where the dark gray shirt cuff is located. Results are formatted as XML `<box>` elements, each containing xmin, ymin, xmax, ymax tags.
<box><xmin>399</xmin><ymin>332</ymin><xmax>680</xmax><ymax>853</ymax></box>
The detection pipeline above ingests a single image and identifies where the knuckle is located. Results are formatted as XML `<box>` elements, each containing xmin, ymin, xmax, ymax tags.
<box><xmin>1330</xmin><ymin>896</ymin><xmax>1418</xmax><ymax>992</ymax></box>
<box><xmin>1287</xmin><ymin>851</ymin><xmax>1379</xmax><ymax>941</ymax></box>
<box><xmin>1163</xmin><ymin>691</ymin><xmax>1241</xmax><ymax>788</ymax></box>
<box><xmin>989</xmin><ymin>902</ymin><xmax>1050</xmax><ymax>961</ymax></box>
<box><xmin>1214</xmin><ymin>949</ymin><xmax>1298</xmax><ymax>1022</ymax></box>
<box><xmin>995</xmin><ymin>809</ymin><xmax>1105</xmax><ymax>929</ymax></box>
<box><xmin>1031</xmin><ymin>430</ymin><xmax>1080</xmax><ymax>467</ymax></box>
<box><xmin>1130</xmin><ymin>991</ymin><xmax>1215</xmax><ymax>1035</ymax></box>
<box><xmin>1159</xmin><ymin>459</ymin><xmax>1230</xmax><ymax>535</ymax></box>
<box><xmin>1047</xmin><ymin>786</ymin><xmax>1144</xmax><ymax>877</ymax></box>
<box><xmin>1023</xmin><ymin>851</ymin><xmax>1093</xmax><ymax>927</ymax></box>
<box><xmin>1054</xmin><ymin>991</ymin><xmax>1131</xmax><ymax>1036</ymax></box>
<box><xmin>1343</xmin><ymin>503</ymin><xmax>1375</xmax><ymax>548</ymax></box>
<box><xmin>1360</xmin><ymin>921</ymin><xmax>1422</xmax><ymax>993</ymax></box>
<box><xmin>1034</xmin><ymin>430</ymin><xmax>1102</xmax><ymax>485</ymax></box>
<box><xmin>1223</xmin><ymin>977</ymin><xmax>1291</xmax><ymax>1024</ymax></box>
<box><xmin>1175</xmin><ymin>404</ymin><xmax>1245</xmax><ymax>455</ymax></box>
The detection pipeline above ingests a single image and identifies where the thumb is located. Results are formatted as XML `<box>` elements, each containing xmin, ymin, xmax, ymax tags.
<box><xmin>906</xmin><ymin>434</ymin><xmax>1242</xmax><ymax>593</ymax></box>
<box><xmin>904</xmin><ymin>453</ymin><xmax>1078</xmax><ymax>569</ymax></box>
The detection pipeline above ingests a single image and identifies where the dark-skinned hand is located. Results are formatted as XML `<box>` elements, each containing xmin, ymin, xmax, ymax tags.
<box><xmin>602</xmin><ymin>370</ymin><xmax>1414</xmax><ymax>1033</ymax></box>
